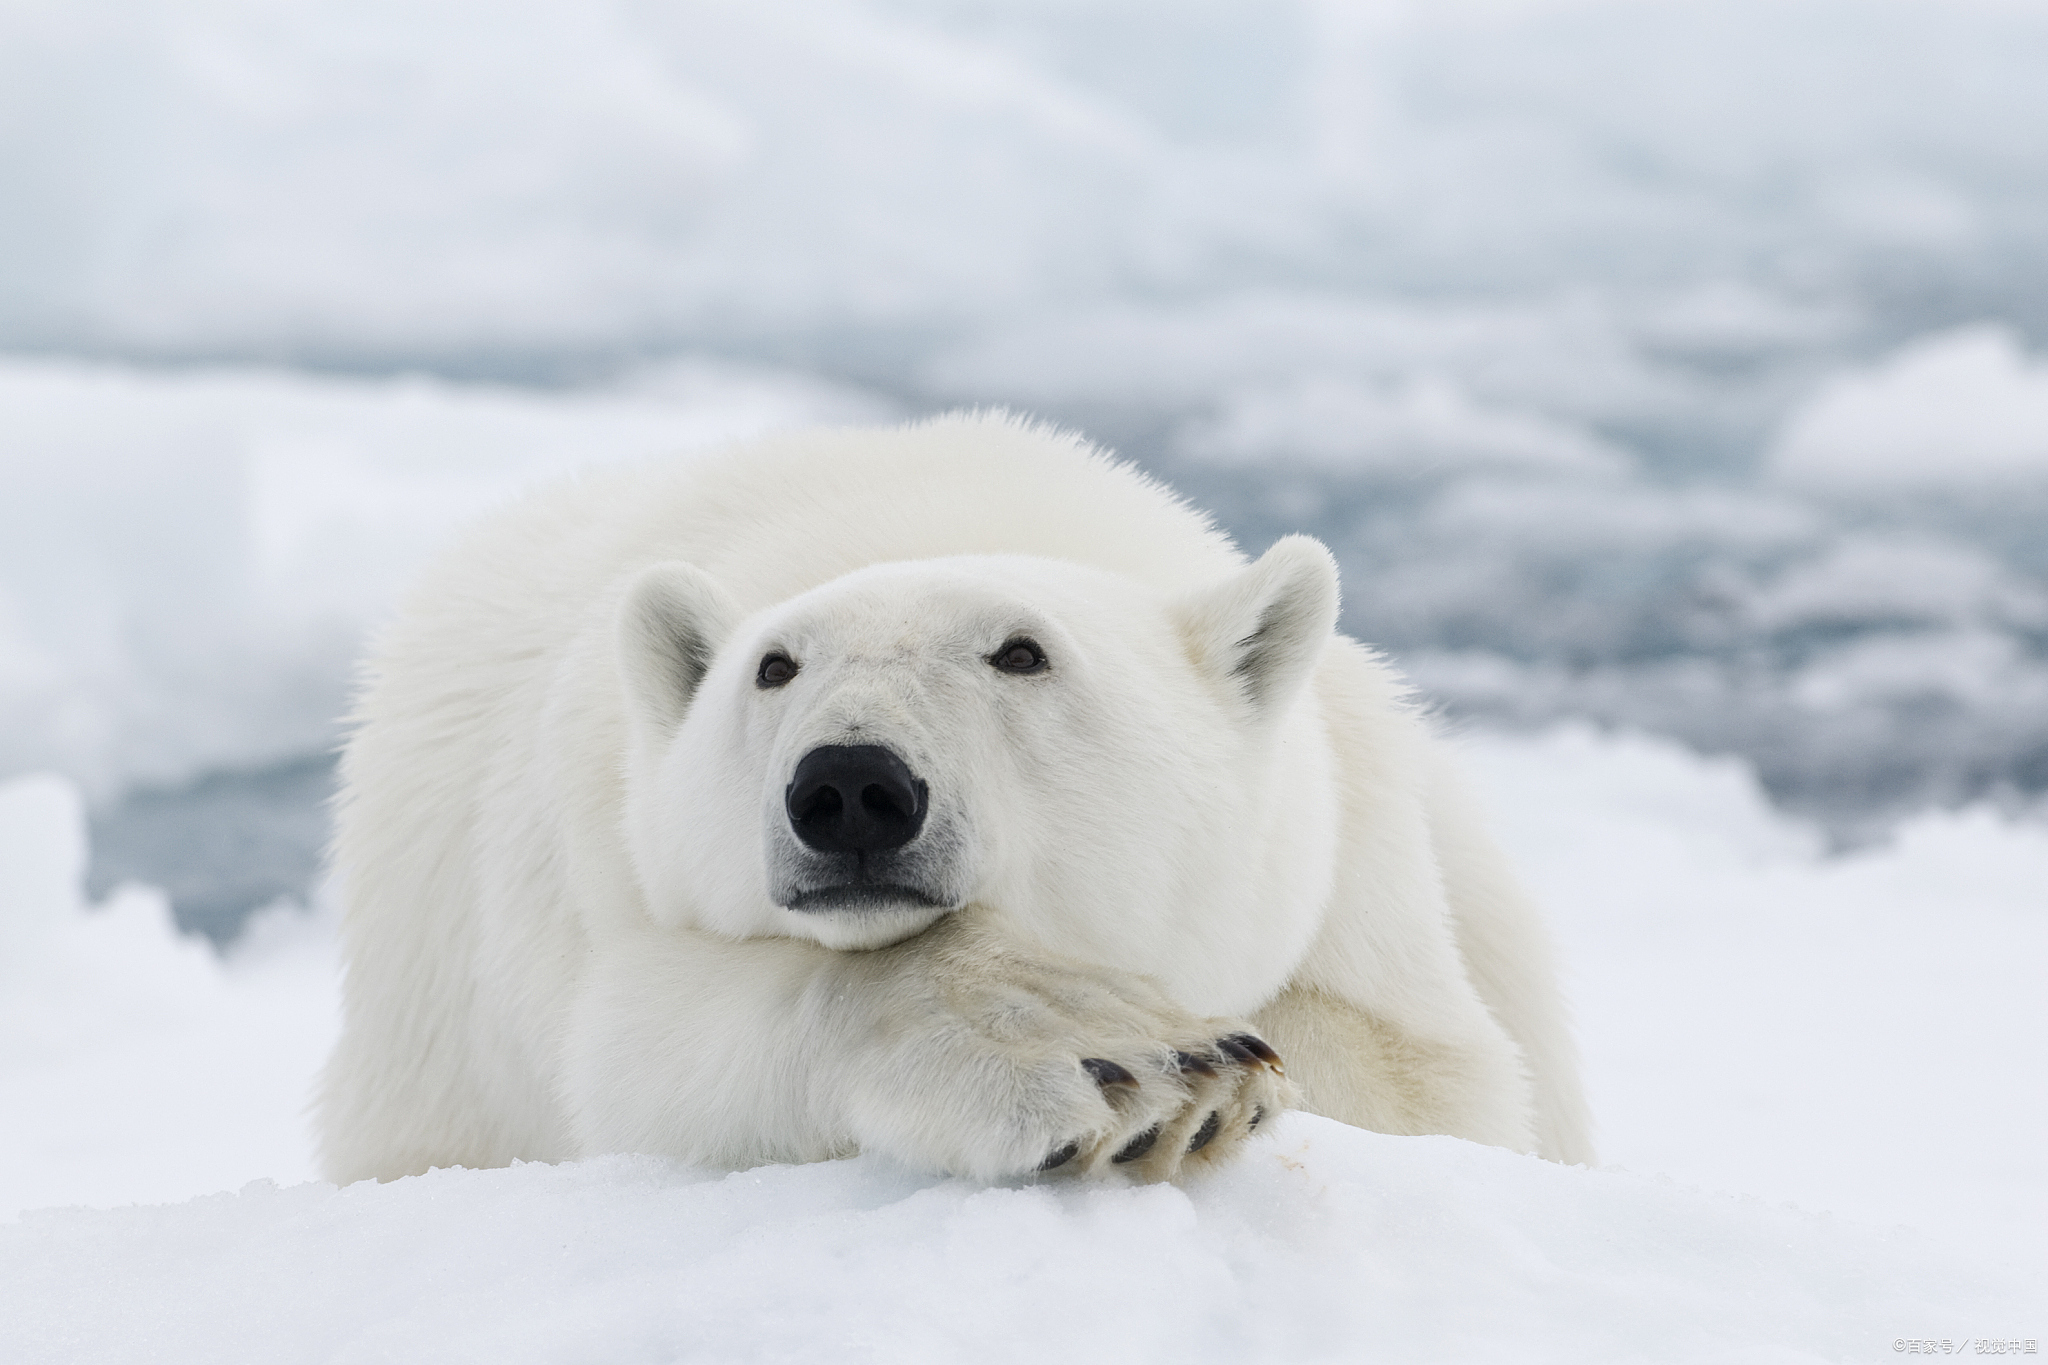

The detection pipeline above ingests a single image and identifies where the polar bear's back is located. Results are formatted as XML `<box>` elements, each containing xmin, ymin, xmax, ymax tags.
<box><xmin>421</xmin><ymin>412</ymin><xmax>1244</xmax><ymax>646</ymax></box>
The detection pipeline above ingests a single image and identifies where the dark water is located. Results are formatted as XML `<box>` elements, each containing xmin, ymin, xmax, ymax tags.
<box><xmin>86</xmin><ymin>753</ymin><xmax>336</xmax><ymax>945</ymax></box>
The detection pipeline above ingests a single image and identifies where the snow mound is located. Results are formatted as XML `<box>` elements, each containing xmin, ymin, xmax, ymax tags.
<box><xmin>0</xmin><ymin>1118</ymin><xmax>2012</xmax><ymax>1365</ymax></box>
<box><xmin>0</xmin><ymin>774</ymin><xmax>338</xmax><ymax>1219</ymax></box>
<box><xmin>1465</xmin><ymin>726</ymin><xmax>2048</xmax><ymax>1268</ymax></box>
<box><xmin>1769</xmin><ymin>326</ymin><xmax>2048</xmax><ymax>490</ymax></box>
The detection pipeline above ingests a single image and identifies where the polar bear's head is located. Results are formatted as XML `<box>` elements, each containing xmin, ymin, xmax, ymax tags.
<box><xmin>615</xmin><ymin>540</ymin><xmax>1340</xmax><ymax>1002</ymax></box>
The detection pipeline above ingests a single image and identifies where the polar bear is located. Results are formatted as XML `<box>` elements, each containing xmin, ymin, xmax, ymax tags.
<box><xmin>318</xmin><ymin>412</ymin><xmax>1593</xmax><ymax>1184</ymax></box>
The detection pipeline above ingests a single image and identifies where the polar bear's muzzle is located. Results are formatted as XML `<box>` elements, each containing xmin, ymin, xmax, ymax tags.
<box><xmin>774</xmin><ymin>744</ymin><xmax>956</xmax><ymax>916</ymax></box>
<box><xmin>786</xmin><ymin>745</ymin><xmax>927</xmax><ymax>854</ymax></box>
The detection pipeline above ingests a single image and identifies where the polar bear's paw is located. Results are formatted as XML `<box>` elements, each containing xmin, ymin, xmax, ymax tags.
<box><xmin>837</xmin><ymin>917</ymin><xmax>1295</xmax><ymax>1183</ymax></box>
<box><xmin>1038</xmin><ymin>1030</ymin><xmax>1292</xmax><ymax>1182</ymax></box>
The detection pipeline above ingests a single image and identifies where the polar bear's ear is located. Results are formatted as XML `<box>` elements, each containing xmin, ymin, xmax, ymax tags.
<box><xmin>617</xmin><ymin>561</ymin><xmax>743</xmax><ymax>735</ymax></box>
<box><xmin>1172</xmin><ymin>536</ymin><xmax>1340</xmax><ymax>719</ymax></box>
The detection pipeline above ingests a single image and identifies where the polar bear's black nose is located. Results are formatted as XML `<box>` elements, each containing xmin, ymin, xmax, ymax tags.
<box><xmin>786</xmin><ymin>745</ymin><xmax>929</xmax><ymax>853</ymax></box>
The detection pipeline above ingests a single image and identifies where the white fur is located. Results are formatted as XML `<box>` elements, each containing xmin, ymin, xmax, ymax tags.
<box><xmin>319</xmin><ymin>412</ymin><xmax>1595</xmax><ymax>1185</ymax></box>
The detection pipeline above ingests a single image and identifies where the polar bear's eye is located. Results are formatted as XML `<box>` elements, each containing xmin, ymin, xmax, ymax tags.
<box><xmin>756</xmin><ymin>652</ymin><xmax>799</xmax><ymax>688</ymax></box>
<box><xmin>990</xmin><ymin>638</ymin><xmax>1047</xmax><ymax>674</ymax></box>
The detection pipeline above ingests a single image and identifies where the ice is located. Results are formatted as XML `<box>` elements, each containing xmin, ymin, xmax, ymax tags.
<box><xmin>0</xmin><ymin>774</ymin><xmax>83</xmax><ymax>970</ymax></box>
<box><xmin>0</xmin><ymin>0</ymin><xmax>1158</xmax><ymax>357</ymax></box>
<box><xmin>922</xmin><ymin>293</ymin><xmax>1687</xmax><ymax>437</ymax></box>
<box><xmin>1770</xmin><ymin>326</ymin><xmax>2048</xmax><ymax>490</ymax></box>
<box><xmin>7</xmin><ymin>0</ymin><xmax>2048</xmax><ymax>372</ymax></box>
<box><xmin>0</xmin><ymin>776</ymin><xmax>338</xmax><ymax>1220</ymax></box>
<box><xmin>1178</xmin><ymin>372</ymin><xmax>1634</xmax><ymax>477</ymax></box>
<box><xmin>1743</xmin><ymin>536</ymin><xmax>2047</xmax><ymax>638</ymax></box>
<box><xmin>2</xmin><ymin>732</ymin><xmax>2040</xmax><ymax>1360</ymax></box>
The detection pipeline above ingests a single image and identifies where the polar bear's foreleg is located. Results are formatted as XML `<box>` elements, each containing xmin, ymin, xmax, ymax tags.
<box><xmin>562</xmin><ymin>909</ymin><xmax>1293</xmax><ymax>1181</ymax></box>
<box><xmin>1250</xmin><ymin>984</ymin><xmax>1538</xmax><ymax>1152</ymax></box>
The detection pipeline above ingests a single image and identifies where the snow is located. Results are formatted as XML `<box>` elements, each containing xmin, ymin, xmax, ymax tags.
<box><xmin>2</xmin><ymin>728</ymin><xmax>2041</xmax><ymax>1361</ymax></box>
<box><xmin>0</xmin><ymin>778</ymin><xmax>335</xmax><ymax>1219</ymax></box>
<box><xmin>1770</xmin><ymin>326</ymin><xmax>2048</xmax><ymax>490</ymax></box>
<box><xmin>0</xmin><ymin>1124</ymin><xmax>2016</xmax><ymax>1365</ymax></box>
<box><xmin>1463</xmin><ymin>728</ymin><xmax>2048</xmax><ymax>1269</ymax></box>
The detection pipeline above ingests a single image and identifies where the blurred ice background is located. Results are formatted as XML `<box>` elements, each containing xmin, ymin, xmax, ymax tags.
<box><xmin>2</xmin><ymin>3</ymin><xmax>2045</xmax><ymax>1337</ymax></box>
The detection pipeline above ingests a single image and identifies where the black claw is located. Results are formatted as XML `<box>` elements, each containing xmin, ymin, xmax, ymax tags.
<box><xmin>1225</xmin><ymin>1033</ymin><xmax>1281</xmax><ymax>1067</ymax></box>
<box><xmin>1173</xmin><ymin>1049</ymin><xmax>1217</xmax><ymax>1077</ymax></box>
<box><xmin>1186</xmin><ymin>1111</ymin><xmax>1223</xmax><ymax>1154</ymax></box>
<box><xmin>1081</xmin><ymin>1057</ymin><xmax>1138</xmax><ymax>1089</ymax></box>
<box><xmin>1037</xmin><ymin>1141</ymin><xmax>1079</xmax><ymax>1172</ymax></box>
<box><xmin>1111</xmin><ymin>1125</ymin><xmax>1161</xmax><ymax>1164</ymax></box>
<box><xmin>1216</xmin><ymin>1037</ymin><xmax>1258</xmax><ymax>1065</ymax></box>
<box><xmin>1249</xmin><ymin>1105</ymin><xmax>1266</xmax><ymax>1131</ymax></box>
